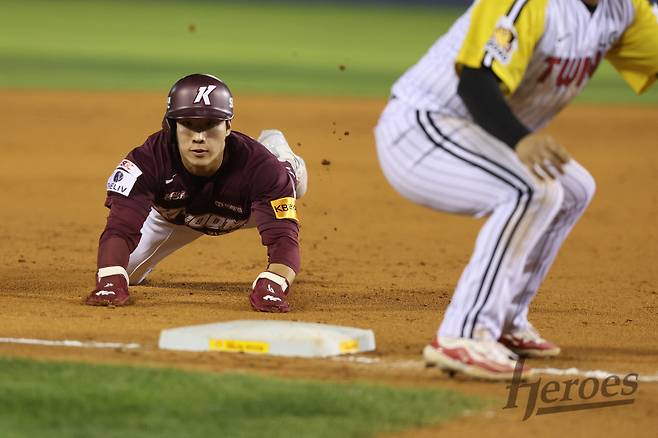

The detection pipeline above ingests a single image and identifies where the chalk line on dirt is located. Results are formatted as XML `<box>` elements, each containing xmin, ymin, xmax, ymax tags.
<box><xmin>0</xmin><ymin>337</ymin><xmax>141</xmax><ymax>350</ymax></box>
<box><xmin>2</xmin><ymin>337</ymin><xmax>656</xmax><ymax>382</ymax></box>
<box><xmin>331</xmin><ymin>356</ymin><xmax>658</xmax><ymax>382</ymax></box>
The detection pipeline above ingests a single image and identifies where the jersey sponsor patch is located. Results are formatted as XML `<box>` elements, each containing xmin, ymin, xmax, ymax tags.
<box><xmin>485</xmin><ymin>17</ymin><xmax>518</xmax><ymax>65</ymax></box>
<box><xmin>117</xmin><ymin>159</ymin><xmax>143</xmax><ymax>177</ymax></box>
<box><xmin>270</xmin><ymin>197</ymin><xmax>298</xmax><ymax>221</ymax></box>
<box><xmin>106</xmin><ymin>159</ymin><xmax>142</xmax><ymax>196</ymax></box>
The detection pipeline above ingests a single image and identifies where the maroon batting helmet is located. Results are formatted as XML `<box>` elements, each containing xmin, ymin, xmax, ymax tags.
<box><xmin>165</xmin><ymin>73</ymin><xmax>234</xmax><ymax>121</ymax></box>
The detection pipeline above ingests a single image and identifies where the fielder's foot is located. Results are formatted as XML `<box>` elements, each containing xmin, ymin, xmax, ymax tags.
<box><xmin>258</xmin><ymin>129</ymin><xmax>308</xmax><ymax>198</ymax></box>
<box><xmin>85</xmin><ymin>274</ymin><xmax>132</xmax><ymax>306</ymax></box>
<box><xmin>423</xmin><ymin>336</ymin><xmax>530</xmax><ymax>381</ymax></box>
<box><xmin>499</xmin><ymin>326</ymin><xmax>561</xmax><ymax>358</ymax></box>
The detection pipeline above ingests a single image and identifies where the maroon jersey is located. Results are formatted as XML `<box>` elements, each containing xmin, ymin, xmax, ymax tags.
<box><xmin>98</xmin><ymin>130</ymin><xmax>300</xmax><ymax>272</ymax></box>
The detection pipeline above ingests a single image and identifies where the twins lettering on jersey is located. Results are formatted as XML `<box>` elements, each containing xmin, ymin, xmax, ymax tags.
<box><xmin>538</xmin><ymin>52</ymin><xmax>602</xmax><ymax>87</ymax></box>
<box><xmin>107</xmin><ymin>159</ymin><xmax>142</xmax><ymax>196</ymax></box>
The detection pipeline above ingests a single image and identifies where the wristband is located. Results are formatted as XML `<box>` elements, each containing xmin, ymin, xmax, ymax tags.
<box><xmin>252</xmin><ymin>271</ymin><xmax>288</xmax><ymax>292</ymax></box>
<box><xmin>97</xmin><ymin>266</ymin><xmax>129</xmax><ymax>284</ymax></box>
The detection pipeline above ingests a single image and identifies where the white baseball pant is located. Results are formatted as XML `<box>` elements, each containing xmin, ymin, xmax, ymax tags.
<box><xmin>374</xmin><ymin>99</ymin><xmax>595</xmax><ymax>340</ymax></box>
<box><xmin>126</xmin><ymin>208</ymin><xmax>206</xmax><ymax>285</ymax></box>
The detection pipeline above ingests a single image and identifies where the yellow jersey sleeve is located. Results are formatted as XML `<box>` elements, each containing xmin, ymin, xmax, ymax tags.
<box><xmin>606</xmin><ymin>0</ymin><xmax>658</xmax><ymax>94</ymax></box>
<box><xmin>456</xmin><ymin>0</ymin><xmax>548</xmax><ymax>94</ymax></box>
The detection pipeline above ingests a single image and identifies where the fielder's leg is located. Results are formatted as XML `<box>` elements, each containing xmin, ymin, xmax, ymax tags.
<box><xmin>428</xmin><ymin>116</ymin><xmax>565</xmax><ymax>341</ymax></box>
<box><xmin>504</xmin><ymin>161</ymin><xmax>595</xmax><ymax>333</ymax></box>
<box><xmin>126</xmin><ymin>208</ymin><xmax>204</xmax><ymax>285</ymax></box>
<box><xmin>258</xmin><ymin>129</ymin><xmax>308</xmax><ymax>198</ymax></box>
<box><xmin>376</xmin><ymin>106</ymin><xmax>565</xmax><ymax>340</ymax></box>
<box><xmin>375</xmin><ymin>103</ymin><xmax>547</xmax><ymax>379</ymax></box>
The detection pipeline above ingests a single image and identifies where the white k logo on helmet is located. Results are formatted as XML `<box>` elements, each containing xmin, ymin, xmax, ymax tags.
<box><xmin>193</xmin><ymin>85</ymin><xmax>217</xmax><ymax>105</ymax></box>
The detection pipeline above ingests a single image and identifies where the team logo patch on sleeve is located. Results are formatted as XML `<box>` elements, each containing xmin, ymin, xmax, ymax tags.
<box><xmin>485</xmin><ymin>17</ymin><xmax>518</xmax><ymax>65</ymax></box>
<box><xmin>106</xmin><ymin>159</ymin><xmax>142</xmax><ymax>196</ymax></box>
<box><xmin>270</xmin><ymin>197</ymin><xmax>298</xmax><ymax>221</ymax></box>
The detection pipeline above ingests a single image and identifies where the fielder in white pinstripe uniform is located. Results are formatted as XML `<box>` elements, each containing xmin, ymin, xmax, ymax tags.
<box><xmin>375</xmin><ymin>0</ymin><xmax>658</xmax><ymax>380</ymax></box>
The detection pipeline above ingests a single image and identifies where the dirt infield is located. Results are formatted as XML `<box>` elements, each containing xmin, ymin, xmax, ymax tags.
<box><xmin>1</xmin><ymin>90</ymin><xmax>656</xmax><ymax>436</ymax></box>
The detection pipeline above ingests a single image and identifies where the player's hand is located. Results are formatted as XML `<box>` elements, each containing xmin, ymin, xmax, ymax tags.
<box><xmin>516</xmin><ymin>133</ymin><xmax>571</xmax><ymax>180</ymax></box>
<box><xmin>250</xmin><ymin>272</ymin><xmax>290</xmax><ymax>313</ymax></box>
<box><xmin>85</xmin><ymin>268</ymin><xmax>132</xmax><ymax>306</ymax></box>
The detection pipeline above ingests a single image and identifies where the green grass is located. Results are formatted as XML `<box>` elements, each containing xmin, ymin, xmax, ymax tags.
<box><xmin>0</xmin><ymin>0</ymin><xmax>458</xmax><ymax>96</ymax></box>
<box><xmin>0</xmin><ymin>0</ymin><xmax>655</xmax><ymax>103</ymax></box>
<box><xmin>0</xmin><ymin>356</ymin><xmax>481</xmax><ymax>438</ymax></box>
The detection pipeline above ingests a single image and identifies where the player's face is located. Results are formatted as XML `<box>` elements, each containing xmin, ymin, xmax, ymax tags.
<box><xmin>176</xmin><ymin>118</ymin><xmax>231</xmax><ymax>176</ymax></box>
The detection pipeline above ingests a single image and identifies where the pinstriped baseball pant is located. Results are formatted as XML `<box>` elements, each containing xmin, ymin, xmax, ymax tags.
<box><xmin>374</xmin><ymin>99</ymin><xmax>595</xmax><ymax>340</ymax></box>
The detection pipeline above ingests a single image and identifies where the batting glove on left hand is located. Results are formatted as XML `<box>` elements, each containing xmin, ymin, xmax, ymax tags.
<box><xmin>250</xmin><ymin>271</ymin><xmax>290</xmax><ymax>313</ymax></box>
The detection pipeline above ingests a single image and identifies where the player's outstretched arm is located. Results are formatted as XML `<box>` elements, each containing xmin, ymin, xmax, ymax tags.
<box><xmin>249</xmin><ymin>156</ymin><xmax>300</xmax><ymax>312</ymax></box>
<box><xmin>248</xmin><ymin>226</ymin><xmax>299</xmax><ymax>313</ymax></box>
<box><xmin>86</xmin><ymin>236</ymin><xmax>133</xmax><ymax>306</ymax></box>
<box><xmin>85</xmin><ymin>197</ymin><xmax>149</xmax><ymax>306</ymax></box>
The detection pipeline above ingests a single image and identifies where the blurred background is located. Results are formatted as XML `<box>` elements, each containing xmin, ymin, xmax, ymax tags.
<box><xmin>1</xmin><ymin>0</ymin><xmax>656</xmax><ymax>103</ymax></box>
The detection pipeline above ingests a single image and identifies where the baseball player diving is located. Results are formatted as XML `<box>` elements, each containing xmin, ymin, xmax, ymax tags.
<box><xmin>86</xmin><ymin>73</ymin><xmax>308</xmax><ymax>313</ymax></box>
<box><xmin>375</xmin><ymin>0</ymin><xmax>658</xmax><ymax>379</ymax></box>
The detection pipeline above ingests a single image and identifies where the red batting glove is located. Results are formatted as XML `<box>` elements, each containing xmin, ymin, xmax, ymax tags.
<box><xmin>85</xmin><ymin>266</ymin><xmax>132</xmax><ymax>306</ymax></box>
<box><xmin>249</xmin><ymin>272</ymin><xmax>290</xmax><ymax>313</ymax></box>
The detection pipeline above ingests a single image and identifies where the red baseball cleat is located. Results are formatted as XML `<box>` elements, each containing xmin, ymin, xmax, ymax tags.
<box><xmin>499</xmin><ymin>326</ymin><xmax>561</xmax><ymax>358</ymax></box>
<box><xmin>423</xmin><ymin>336</ymin><xmax>531</xmax><ymax>381</ymax></box>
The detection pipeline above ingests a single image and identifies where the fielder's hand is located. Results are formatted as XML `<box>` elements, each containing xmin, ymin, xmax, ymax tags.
<box><xmin>250</xmin><ymin>271</ymin><xmax>290</xmax><ymax>313</ymax></box>
<box><xmin>516</xmin><ymin>133</ymin><xmax>571</xmax><ymax>180</ymax></box>
<box><xmin>85</xmin><ymin>266</ymin><xmax>132</xmax><ymax>306</ymax></box>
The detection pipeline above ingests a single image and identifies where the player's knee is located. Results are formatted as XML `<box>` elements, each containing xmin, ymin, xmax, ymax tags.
<box><xmin>576</xmin><ymin>168</ymin><xmax>596</xmax><ymax>209</ymax></box>
<box><xmin>530</xmin><ymin>179</ymin><xmax>564</xmax><ymax>211</ymax></box>
<box><xmin>563</xmin><ymin>165</ymin><xmax>596</xmax><ymax>213</ymax></box>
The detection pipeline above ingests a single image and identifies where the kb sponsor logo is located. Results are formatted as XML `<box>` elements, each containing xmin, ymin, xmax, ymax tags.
<box><xmin>270</xmin><ymin>197</ymin><xmax>298</xmax><ymax>221</ymax></box>
<box><xmin>504</xmin><ymin>358</ymin><xmax>638</xmax><ymax>420</ymax></box>
<box><xmin>273</xmin><ymin>203</ymin><xmax>295</xmax><ymax>213</ymax></box>
<box><xmin>113</xmin><ymin>171</ymin><xmax>124</xmax><ymax>182</ymax></box>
